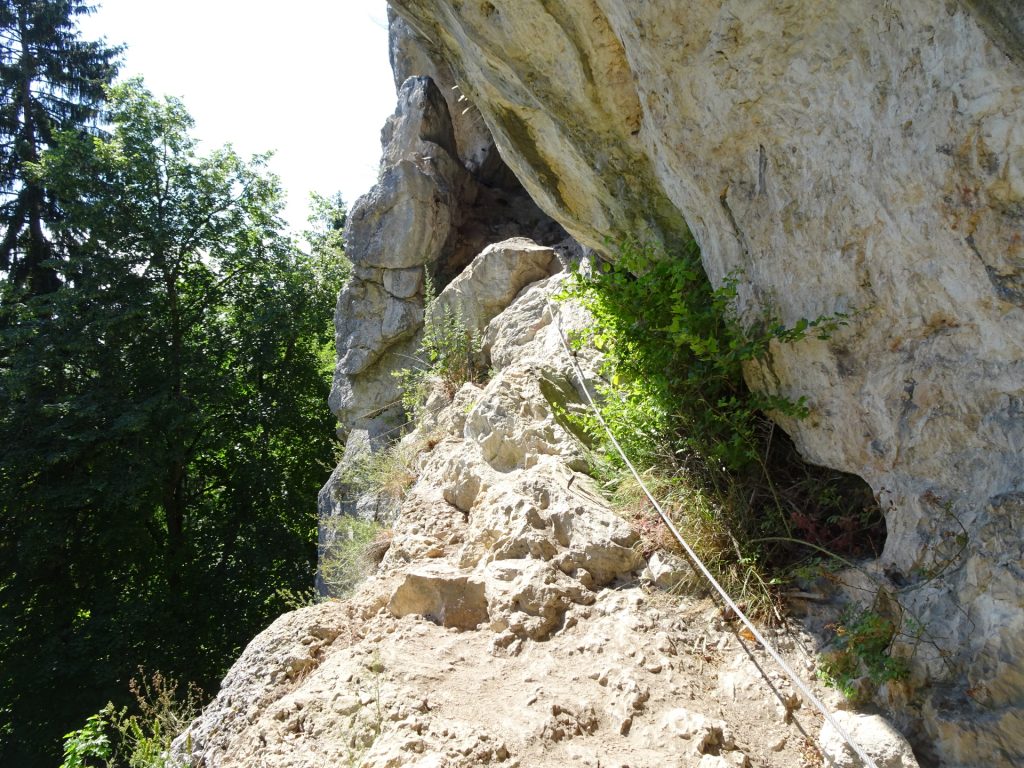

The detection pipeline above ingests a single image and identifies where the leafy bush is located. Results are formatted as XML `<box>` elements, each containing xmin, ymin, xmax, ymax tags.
<box><xmin>560</xmin><ymin>236</ymin><xmax>882</xmax><ymax>615</ymax></box>
<box><xmin>563</xmin><ymin>236</ymin><xmax>822</xmax><ymax>473</ymax></box>
<box><xmin>60</xmin><ymin>672</ymin><xmax>201</xmax><ymax>768</ymax></box>
<box><xmin>60</xmin><ymin>710</ymin><xmax>112</xmax><ymax>768</ymax></box>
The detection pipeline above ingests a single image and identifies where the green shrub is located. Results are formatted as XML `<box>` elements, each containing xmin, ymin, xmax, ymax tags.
<box><xmin>60</xmin><ymin>709</ymin><xmax>112</xmax><ymax>768</ymax></box>
<box><xmin>59</xmin><ymin>672</ymin><xmax>201</xmax><ymax>768</ymax></box>
<box><xmin>560</xmin><ymin>236</ymin><xmax>882</xmax><ymax>616</ymax></box>
<box><xmin>562</xmin><ymin>236</ymin><xmax>822</xmax><ymax>474</ymax></box>
<box><xmin>818</xmin><ymin>607</ymin><xmax>909</xmax><ymax>701</ymax></box>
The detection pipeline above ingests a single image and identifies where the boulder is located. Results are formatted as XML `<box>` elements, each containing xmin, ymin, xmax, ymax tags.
<box><xmin>427</xmin><ymin>237</ymin><xmax>558</xmax><ymax>336</ymax></box>
<box><xmin>389</xmin><ymin>563</ymin><xmax>489</xmax><ymax>630</ymax></box>
<box><xmin>820</xmin><ymin>711</ymin><xmax>921</xmax><ymax>768</ymax></box>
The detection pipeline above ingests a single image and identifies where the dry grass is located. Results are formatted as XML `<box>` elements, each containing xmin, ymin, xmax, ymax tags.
<box><xmin>611</xmin><ymin>467</ymin><xmax>784</xmax><ymax>623</ymax></box>
<box><xmin>342</xmin><ymin>435</ymin><xmax>427</xmax><ymax>517</ymax></box>
<box><xmin>321</xmin><ymin>517</ymin><xmax>392</xmax><ymax>598</ymax></box>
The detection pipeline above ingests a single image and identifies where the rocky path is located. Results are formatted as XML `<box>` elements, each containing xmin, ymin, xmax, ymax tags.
<box><xmin>175</xmin><ymin>245</ymin><xmax>917</xmax><ymax>768</ymax></box>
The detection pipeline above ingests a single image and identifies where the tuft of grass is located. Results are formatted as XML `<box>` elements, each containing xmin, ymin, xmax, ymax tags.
<box><xmin>342</xmin><ymin>437</ymin><xmax>420</xmax><ymax>515</ymax></box>
<box><xmin>606</xmin><ymin>463</ymin><xmax>783</xmax><ymax>621</ymax></box>
<box><xmin>393</xmin><ymin>269</ymin><xmax>485</xmax><ymax>420</ymax></box>
<box><xmin>320</xmin><ymin>517</ymin><xmax>393</xmax><ymax>599</ymax></box>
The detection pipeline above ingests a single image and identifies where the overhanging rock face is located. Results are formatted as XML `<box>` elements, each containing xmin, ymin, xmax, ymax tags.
<box><xmin>388</xmin><ymin>2</ymin><xmax>1024</xmax><ymax>764</ymax></box>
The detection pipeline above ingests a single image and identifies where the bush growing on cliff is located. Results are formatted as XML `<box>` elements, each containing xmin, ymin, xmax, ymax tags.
<box><xmin>561</xmin><ymin>236</ymin><xmax>882</xmax><ymax>614</ymax></box>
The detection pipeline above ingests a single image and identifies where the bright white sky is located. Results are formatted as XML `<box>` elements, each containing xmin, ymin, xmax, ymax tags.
<box><xmin>80</xmin><ymin>0</ymin><xmax>396</xmax><ymax>236</ymax></box>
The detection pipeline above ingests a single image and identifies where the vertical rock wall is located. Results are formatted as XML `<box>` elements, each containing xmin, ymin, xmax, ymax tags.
<box><xmin>379</xmin><ymin>2</ymin><xmax>1024</xmax><ymax>765</ymax></box>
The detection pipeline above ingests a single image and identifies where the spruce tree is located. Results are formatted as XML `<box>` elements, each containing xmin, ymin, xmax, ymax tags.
<box><xmin>0</xmin><ymin>0</ymin><xmax>120</xmax><ymax>294</ymax></box>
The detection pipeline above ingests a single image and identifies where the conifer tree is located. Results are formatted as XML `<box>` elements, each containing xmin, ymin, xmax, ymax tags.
<box><xmin>0</xmin><ymin>0</ymin><xmax>120</xmax><ymax>293</ymax></box>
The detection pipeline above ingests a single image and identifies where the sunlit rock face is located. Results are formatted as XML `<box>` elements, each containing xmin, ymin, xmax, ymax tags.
<box><xmin>184</xmin><ymin>249</ymin><xmax>907</xmax><ymax>768</ymax></box>
<box><xmin>319</xmin><ymin>19</ymin><xmax>576</xmax><ymax>596</ymax></box>
<box><xmin>387</xmin><ymin>2</ymin><xmax>1024</xmax><ymax>764</ymax></box>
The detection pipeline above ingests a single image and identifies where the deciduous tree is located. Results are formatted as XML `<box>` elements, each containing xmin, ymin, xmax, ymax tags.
<box><xmin>0</xmin><ymin>80</ymin><xmax>343</xmax><ymax>766</ymax></box>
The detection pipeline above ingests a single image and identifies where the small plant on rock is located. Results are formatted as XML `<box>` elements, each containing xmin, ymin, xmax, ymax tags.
<box><xmin>818</xmin><ymin>607</ymin><xmax>909</xmax><ymax>702</ymax></box>
<box><xmin>342</xmin><ymin>437</ymin><xmax>420</xmax><ymax>513</ymax></box>
<box><xmin>394</xmin><ymin>269</ymin><xmax>484</xmax><ymax>421</ymax></box>
<box><xmin>320</xmin><ymin>517</ymin><xmax>393</xmax><ymax>598</ymax></box>
<box><xmin>339</xmin><ymin>653</ymin><xmax>387</xmax><ymax>768</ymax></box>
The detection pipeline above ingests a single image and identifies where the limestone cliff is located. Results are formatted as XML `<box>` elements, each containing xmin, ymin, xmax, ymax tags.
<box><xmin>178</xmin><ymin>3</ymin><xmax>1022</xmax><ymax>767</ymax></box>
<box><xmin>376</xmin><ymin>3</ymin><xmax>1023</xmax><ymax>765</ymax></box>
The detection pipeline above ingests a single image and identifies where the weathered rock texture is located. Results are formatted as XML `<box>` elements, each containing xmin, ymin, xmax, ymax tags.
<box><xmin>326</xmin><ymin>72</ymin><xmax>568</xmax><ymax>442</ymax></box>
<box><xmin>383</xmin><ymin>3</ymin><xmax>1024</xmax><ymax>764</ymax></box>
<box><xmin>179</xmin><ymin>262</ymin><xmax>920</xmax><ymax>768</ymax></box>
<box><xmin>318</xmin><ymin>39</ymin><xmax>574</xmax><ymax>585</ymax></box>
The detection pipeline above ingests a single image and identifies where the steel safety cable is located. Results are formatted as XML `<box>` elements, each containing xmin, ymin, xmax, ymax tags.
<box><xmin>545</xmin><ymin>298</ymin><xmax>880</xmax><ymax>768</ymax></box>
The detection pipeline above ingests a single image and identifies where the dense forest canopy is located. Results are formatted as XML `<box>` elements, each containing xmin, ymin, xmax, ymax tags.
<box><xmin>0</xmin><ymin>3</ymin><xmax>348</xmax><ymax>765</ymax></box>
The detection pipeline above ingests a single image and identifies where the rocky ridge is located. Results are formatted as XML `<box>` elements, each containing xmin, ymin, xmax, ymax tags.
<box><xmin>183</xmin><ymin>4</ymin><xmax>1021</xmax><ymax>766</ymax></box>
<box><xmin>178</xmin><ymin>246</ymin><xmax>918</xmax><ymax>768</ymax></box>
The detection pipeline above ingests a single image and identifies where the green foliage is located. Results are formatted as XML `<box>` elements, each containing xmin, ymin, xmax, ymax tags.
<box><xmin>320</xmin><ymin>517</ymin><xmax>392</xmax><ymax>599</ymax></box>
<box><xmin>59</xmin><ymin>672</ymin><xmax>201</xmax><ymax>768</ymax></box>
<box><xmin>818</xmin><ymin>608</ymin><xmax>909</xmax><ymax>701</ymax></box>
<box><xmin>304</xmin><ymin>191</ymin><xmax>349</xmax><ymax>271</ymax></box>
<box><xmin>560</xmin><ymin>236</ymin><xmax>880</xmax><ymax>615</ymax></box>
<box><xmin>60</xmin><ymin>710</ymin><xmax>113</xmax><ymax>768</ymax></box>
<box><xmin>302</xmin><ymin>190</ymin><xmax>351</xmax><ymax>377</ymax></box>
<box><xmin>394</xmin><ymin>270</ymin><xmax>483</xmax><ymax>419</ymax></box>
<box><xmin>563</xmin><ymin>236</ymin><xmax>818</xmax><ymax>475</ymax></box>
<box><xmin>0</xmin><ymin>81</ymin><xmax>344</xmax><ymax>766</ymax></box>
<box><xmin>273</xmin><ymin>586</ymin><xmax>322</xmax><ymax>611</ymax></box>
<box><xmin>303</xmin><ymin>190</ymin><xmax>351</xmax><ymax>324</ymax></box>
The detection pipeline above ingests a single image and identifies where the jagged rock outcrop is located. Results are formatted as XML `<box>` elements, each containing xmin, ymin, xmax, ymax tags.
<box><xmin>382</xmin><ymin>3</ymin><xmax>1024</xmax><ymax>764</ymax></box>
<box><xmin>326</xmin><ymin>71</ymin><xmax>570</xmax><ymax>443</ymax></box>
<box><xmin>318</xmin><ymin>50</ymin><xmax>573</xmax><ymax>584</ymax></box>
<box><xmin>178</xmin><ymin>254</ymin><xmax>918</xmax><ymax>768</ymax></box>
<box><xmin>326</xmin><ymin>74</ymin><xmax>467</xmax><ymax>437</ymax></box>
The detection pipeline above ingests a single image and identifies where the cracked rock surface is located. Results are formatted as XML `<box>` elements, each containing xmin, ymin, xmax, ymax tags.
<box><xmin>380</xmin><ymin>4</ymin><xmax>1024</xmax><ymax>762</ymax></box>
